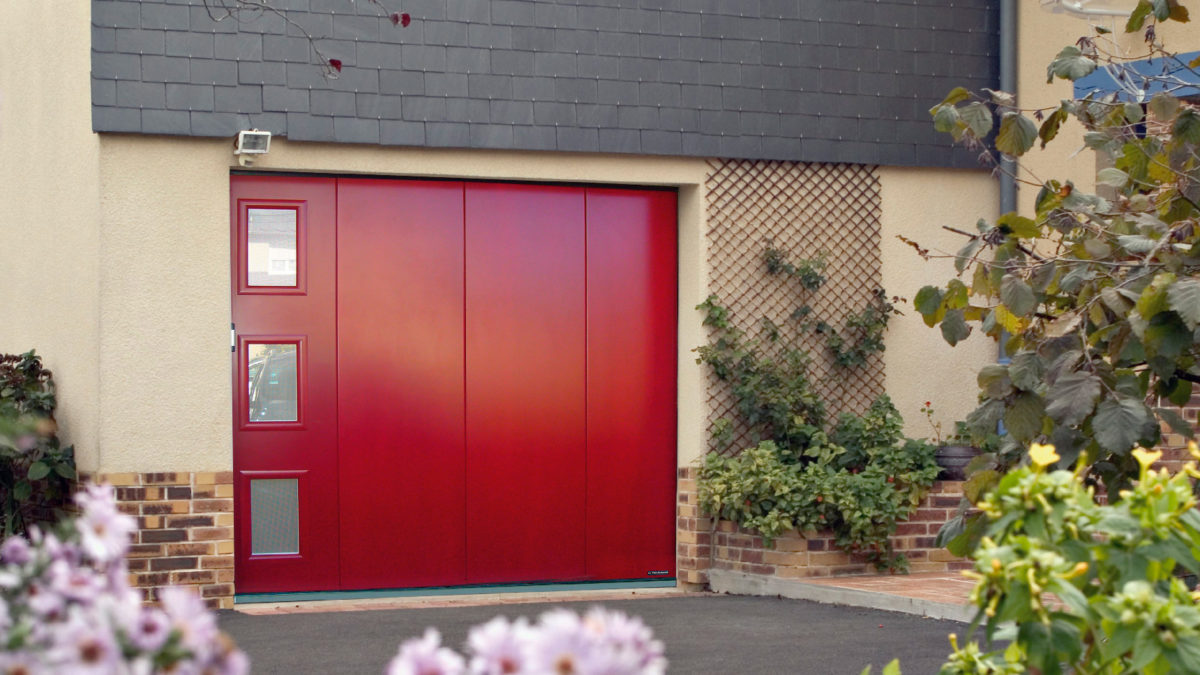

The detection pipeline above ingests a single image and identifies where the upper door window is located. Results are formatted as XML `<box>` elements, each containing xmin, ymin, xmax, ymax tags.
<box><xmin>247</xmin><ymin>208</ymin><xmax>298</xmax><ymax>287</ymax></box>
<box><xmin>238</xmin><ymin>202</ymin><xmax>306</xmax><ymax>295</ymax></box>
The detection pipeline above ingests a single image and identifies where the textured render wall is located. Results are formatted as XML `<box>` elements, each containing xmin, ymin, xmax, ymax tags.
<box><xmin>95</xmin><ymin>136</ymin><xmax>710</xmax><ymax>472</ymax></box>
<box><xmin>0</xmin><ymin>4</ymin><xmax>103</xmax><ymax>470</ymax></box>
<box><xmin>878</xmin><ymin>167</ymin><xmax>998</xmax><ymax>440</ymax></box>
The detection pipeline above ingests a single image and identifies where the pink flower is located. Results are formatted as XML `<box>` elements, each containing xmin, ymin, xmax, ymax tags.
<box><xmin>160</xmin><ymin>586</ymin><xmax>219</xmax><ymax>661</ymax></box>
<box><xmin>467</xmin><ymin>617</ymin><xmax>530</xmax><ymax>675</ymax></box>
<box><xmin>526</xmin><ymin>610</ymin><xmax>596</xmax><ymax>675</ymax></box>
<box><xmin>582</xmin><ymin>608</ymin><xmax>666</xmax><ymax>674</ymax></box>
<box><xmin>0</xmin><ymin>536</ymin><xmax>32</xmax><ymax>565</ymax></box>
<box><xmin>0</xmin><ymin>651</ymin><xmax>41</xmax><ymax>675</ymax></box>
<box><xmin>386</xmin><ymin>628</ymin><xmax>466</xmax><ymax>675</ymax></box>
<box><xmin>44</xmin><ymin>559</ymin><xmax>103</xmax><ymax>605</ymax></box>
<box><xmin>48</xmin><ymin>615</ymin><xmax>120</xmax><ymax>674</ymax></box>
<box><xmin>26</xmin><ymin>581</ymin><xmax>65</xmax><ymax>620</ymax></box>
<box><xmin>73</xmin><ymin>484</ymin><xmax>136</xmax><ymax>564</ymax></box>
<box><xmin>129</xmin><ymin>606</ymin><xmax>172</xmax><ymax>652</ymax></box>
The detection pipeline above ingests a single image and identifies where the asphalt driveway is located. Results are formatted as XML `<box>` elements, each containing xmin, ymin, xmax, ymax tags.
<box><xmin>220</xmin><ymin>595</ymin><xmax>963</xmax><ymax>674</ymax></box>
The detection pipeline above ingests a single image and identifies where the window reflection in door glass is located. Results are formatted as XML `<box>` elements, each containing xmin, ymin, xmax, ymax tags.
<box><xmin>247</xmin><ymin>344</ymin><xmax>297</xmax><ymax>422</ymax></box>
<box><xmin>247</xmin><ymin>208</ymin><xmax>297</xmax><ymax>286</ymax></box>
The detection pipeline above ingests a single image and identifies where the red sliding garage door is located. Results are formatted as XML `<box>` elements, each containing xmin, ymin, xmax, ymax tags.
<box><xmin>231</xmin><ymin>175</ymin><xmax>677</xmax><ymax>594</ymax></box>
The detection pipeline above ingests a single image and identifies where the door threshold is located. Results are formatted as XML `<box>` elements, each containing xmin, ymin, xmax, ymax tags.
<box><xmin>234</xmin><ymin>578</ymin><xmax>677</xmax><ymax>605</ymax></box>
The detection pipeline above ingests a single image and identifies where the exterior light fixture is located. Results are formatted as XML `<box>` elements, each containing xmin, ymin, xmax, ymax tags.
<box><xmin>233</xmin><ymin>129</ymin><xmax>272</xmax><ymax>167</ymax></box>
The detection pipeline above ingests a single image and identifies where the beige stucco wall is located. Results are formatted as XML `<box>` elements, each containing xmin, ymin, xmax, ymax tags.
<box><xmin>879</xmin><ymin>168</ymin><xmax>999</xmax><ymax>440</ymax></box>
<box><xmin>0</xmin><ymin>3</ymin><xmax>102</xmax><ymax>469</ymax></box>
<box><xmin>1017</xmin><ymin>5</ymin><xmax>1200</xmax><ymax>215</ymax></box>
<box><xmin>96</xmin><ymin>136</ymin><xmax>711</xmax><ymax>472</ymax></box>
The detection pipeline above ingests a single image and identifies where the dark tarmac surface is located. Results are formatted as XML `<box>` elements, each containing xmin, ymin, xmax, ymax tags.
<box><xmin>221</xmin><ymin>595</ymin><xmax>963</xmax><ymax>674</ymax></box>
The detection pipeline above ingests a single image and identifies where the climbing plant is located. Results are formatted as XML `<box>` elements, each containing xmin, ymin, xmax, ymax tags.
<box><xmin>695</xmin><ymin>244</ymin><xmax>937</xmax><ymax>571</ymax></box>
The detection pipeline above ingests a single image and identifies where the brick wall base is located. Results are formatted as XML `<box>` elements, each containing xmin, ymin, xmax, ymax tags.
<box><xmin>677</xmin><ymin>467</ymin><xmax>968</xmax><ymax>586</ymax></box>
<box><xmin>82</xmin><ymin>471</ymin><xmax>235</xmax><ymax>609</ymax></box>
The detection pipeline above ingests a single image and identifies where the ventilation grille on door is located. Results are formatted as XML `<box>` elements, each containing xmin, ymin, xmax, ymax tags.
<box><xmin>704</xmin><ymin>159</ymin><xmax>885</xmax><ymax>455</ymax></box>
<box><xmin>250</xmin><ymin>479</ymin><xmax>299</xmax><ymax>555</ymax></box>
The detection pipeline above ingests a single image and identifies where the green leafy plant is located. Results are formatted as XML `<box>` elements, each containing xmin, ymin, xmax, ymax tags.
<box><xmin>764</xmin><ymin>243</ymin><xmax>827</xmax><ymax>291</ymax></box>
<box><xmin>917</xmin><ymin>6</ymin><xmax>1199</xmax><ymax>513</ymax></box>
<box><xmin>0</xmin><ymin>351</ymin><xmax>77</xmax><ymax>536</ymax></box>
<box><xmin>764</xmin><ymin>243</ymin><xmax>900</xmax><ymax>368</ymax></box>
<box><xmin>696</xmin><ymin>243</ymin><xmax>936</xmax><ymax>571</ymax></box>
<box><xmin>939</xmin><ymin>443</ymin><xmax>1200</xmax><ymax>675</ymax></box>
<box><xmin>697</xmin><ymin>401</ymin><xmax>939</xmax><ymax>571</ymax></box>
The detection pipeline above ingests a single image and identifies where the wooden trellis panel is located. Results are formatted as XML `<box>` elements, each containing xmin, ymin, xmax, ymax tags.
<box><xmin>703</xmin><ymin>159</ymin><xmax>885</xmax><ymax>454</ymax></box>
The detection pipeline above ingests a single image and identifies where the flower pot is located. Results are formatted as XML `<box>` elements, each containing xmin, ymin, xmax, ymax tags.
<box><xmin>935</xmin><ymin>444</ymin><xmax>981</xmax><ymax>481</ymax></box>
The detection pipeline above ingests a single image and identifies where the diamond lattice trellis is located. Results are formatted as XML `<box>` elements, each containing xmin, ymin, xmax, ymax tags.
<box><xmin>703</xmin><ymin>159</ymin><xmax>885</xmax><ymax>454</ymax></box>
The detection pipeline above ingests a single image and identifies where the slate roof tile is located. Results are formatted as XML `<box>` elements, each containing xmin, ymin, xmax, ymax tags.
<box><xmin>92</xmin><ymin>0</ymin><xmax>997</xmax><ymax>166</ymax></box>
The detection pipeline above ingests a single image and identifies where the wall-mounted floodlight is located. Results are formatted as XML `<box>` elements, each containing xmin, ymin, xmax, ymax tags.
<box><xmin>234</xmin><ymin>129</ymin><xmax>272</xmax><ymax>167</ymax></box>
<box><xmin>1040</xmin><ymin>0</ymin><xmax>1135</xmax><ymax>17</ymax></box>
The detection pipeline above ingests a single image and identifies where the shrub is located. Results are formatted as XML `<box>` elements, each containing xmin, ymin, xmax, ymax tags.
<box><xmin>939</xmin><ymin>443</ymin><xmax>1200</xmax><ymax>674</ymax></box>
<box><xmin>697</xmin><ymin>397</ymin><xmax>939</xmax><ymax>571</ymax></box>
<box><xmin>0</xmin><ymin>351</ymin><xmax>77</xmax><ymax>536</ymax></box>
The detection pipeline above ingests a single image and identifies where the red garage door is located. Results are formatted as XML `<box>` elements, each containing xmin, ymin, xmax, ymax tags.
<box><xmin>231</xmin><ymin>175</ymin><xmax>677</xmax><ymax>594</ymax></box>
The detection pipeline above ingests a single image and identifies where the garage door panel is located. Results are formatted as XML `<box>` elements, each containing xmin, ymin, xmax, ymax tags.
<box><xmin>585</xmin><ymin>188</ymin><xmax>679</xmax><ymax>580</ymax></box>
<box><xmin>231</xmin><ymin>176</ymin><xmax>340</xmax><ymax>594</ymax></box>
<box><xmin>464</xmin><ymin>183</ymin><xmax>587</xmax><ymax>584</ymax></box>
<box><xmin>337</xmin><ymin>179</ymin><xmax>467</xmax><ymax>590</ymax></box>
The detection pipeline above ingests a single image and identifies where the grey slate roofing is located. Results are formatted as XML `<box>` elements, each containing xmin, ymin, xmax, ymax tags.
<box><xmin>91</xmin><ymin>0</ymin><xmax>998</xmax><ymax>168</ymax></box>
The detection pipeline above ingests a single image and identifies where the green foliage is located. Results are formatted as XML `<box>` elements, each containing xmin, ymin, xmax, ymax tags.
<box><xmin>763</xmin><ymin>243</ymin><xmax>827</xmax><ymax>291</ymax></box>
<box><xmin>940</xmin><ymin>446</ymin><xmax>1200</xmax><ymax>675</ymax></box>
<box><xmin>697</xmin><ymin>398</ymin><xmax>939</xmax><ymax>571</ymax></box>
<box><xmin>920</xmin><ymin>9</ymin><xmax>1200</xmax><ymax>498</ymax></box>
<box><xmin>696</xmin><ymin>242</ymin><xmax>934</xmax><ymax>570</ymax></box>
<box><xmin>0</xmin><ymin>351</ymin><xmax>77</xmax><ymax>536</ymax></box>
<box><xmin>860</xmin><ymin>658</ymin><xmax>903</xmax><ymax>675</ymax></box>
<box><xmin>695</xmin><ymin>295</ymin><xmax>826</xmax><ymax>455</ymax></box>
<box><xmin>825</xmin><ymin>289</ymin><xmax>899</xmax><ymax>368</ymax></box>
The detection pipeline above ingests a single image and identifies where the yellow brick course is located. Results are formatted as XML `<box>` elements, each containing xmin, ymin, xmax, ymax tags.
<box><xmin>93</xmin><ymin>470</ymin><xmax>236</xmax><ymax>609</ymax></box>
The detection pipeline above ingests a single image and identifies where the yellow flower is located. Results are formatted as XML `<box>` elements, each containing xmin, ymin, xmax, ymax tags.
<box><xmin>1063</xmin><ymin>561</ymin><xmax>1089</xmax><ymax>580</ymax></box>
<box><xmin>1029</xmin><ymin>443</ymin><xmax>1060</xmax><ymax>468</ymax></box>
<box><xmin>1132</xmin><ymin>447</ymin><xmax>1162</xmax><ymax>473</ymax></box>
<box><xmin>1188</xmin><ymin>440</ymin><xmax>1200</xmax><ymax>460</ymax></box>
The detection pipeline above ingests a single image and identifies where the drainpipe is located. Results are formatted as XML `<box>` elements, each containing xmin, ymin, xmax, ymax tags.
<box><xmin>999</xmin><ymin>0</ymin><xmax>1017</xmax><ymax>216</ymax></box>
<box><xmin>996</xmin><ymin>0</ymin><xmax>1017</xmax><ymax>368</ymax></box>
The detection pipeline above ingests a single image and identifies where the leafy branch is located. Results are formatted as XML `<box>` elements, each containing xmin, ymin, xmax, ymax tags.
<box><xmin>917</xmin><ymin>1</ymin><xmax>1199</xmax><ymax>508</ymax></box>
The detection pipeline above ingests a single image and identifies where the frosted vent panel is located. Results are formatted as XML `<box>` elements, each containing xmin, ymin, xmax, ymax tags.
<box><xmin>247</xmin><ymin>208</ymin><xmax>297</xmax><ymax>286</ymax></box>
<box><xmin>251</xmin><ymin>479</ymin><xmax>299</xmax><ymax>555</ymax></box>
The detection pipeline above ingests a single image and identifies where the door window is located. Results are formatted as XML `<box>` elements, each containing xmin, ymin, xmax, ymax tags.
<box><xmin>245</xmin><ymin>342</ymin><xmax>299</xmax><ymax>424</ymax></box>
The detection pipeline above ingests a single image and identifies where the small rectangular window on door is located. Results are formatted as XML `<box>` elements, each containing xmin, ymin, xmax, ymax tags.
<box><xmin>238</xmin><ymin>202</ymin><xmax>306</xmax><ymax>295</ymax></box>
<box><xmin>241</xmin><ymin>338</ymin><xmax>305</xmax><ymax>428</ymax></box>
<box><xmin>247</xmin><ymin>208</ymin><xmax>298</xmax><ymax>287</ymax></box>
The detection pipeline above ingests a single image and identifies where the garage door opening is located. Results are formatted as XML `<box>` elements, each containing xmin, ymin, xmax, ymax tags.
<box><xmin>231</xmin><ymin>175</ymin><xmax>678</xmax><ymax>596</ymax></box>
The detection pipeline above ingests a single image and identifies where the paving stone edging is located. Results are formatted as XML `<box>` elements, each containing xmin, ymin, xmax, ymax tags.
<box><xmin>707</xmin><ymin>569</ymin><xmax>976</xmax><ymax>623</ymax></box>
